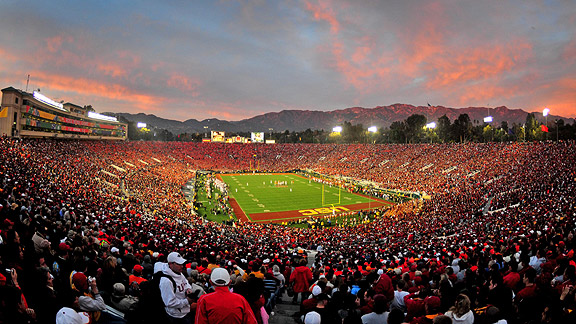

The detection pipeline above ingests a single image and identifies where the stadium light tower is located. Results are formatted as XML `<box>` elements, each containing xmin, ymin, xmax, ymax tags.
<box><xmin>425</xmin><ymin>122</ymin><xmax>436</xmax><ymax>143</ymax></box>
<box><xmin>483</xmin><ymin>116</ymin><xmax>493</xmax><ymax>123</ymax></box>
<box><xmin>333</xmin><ymin>126</ymin><xmax>342</xmax><ymax>133</ymax></box>
<box><xmin>543</xmin><ymin>108</ymin><xmax>549</xmax><ymax>140</ymax></box>
<box><xmin>367</xmin><ymin>126</ymin><xmax>377</xmax><ymax>144</ymax></box>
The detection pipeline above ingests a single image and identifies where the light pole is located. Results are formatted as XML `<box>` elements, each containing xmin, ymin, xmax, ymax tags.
<box><xmin>368</xmin><ymin>126</ymin><xmax>377</xmax><ymax>144</ymax></box>
<box><xmin>204</xmin><ymin>126</ymin><xmax>208</xmax><ymax>139</ymax></box>
<box><xmin>425</xmin><ymin>122</ymin><xmax>436</xmax><ymax>143</ymax></box>
<box><xmin>268</xmin><ymin>128</ymin><xmax>273</xmax><ymax>142</ymax></box>
<box><xmin>332</xmin><ymin>126</ymin><xmax>342</xmax><ymax>144</ymax></box>
<box><xmin>543</xmin><ymin>108</ymin><xmax>549</xmax><ymax>141</ymax></box>
<box><xmin>484</xmin><ymin>116</ymin><xmax>493</xmax><ymax>142</ymax></box>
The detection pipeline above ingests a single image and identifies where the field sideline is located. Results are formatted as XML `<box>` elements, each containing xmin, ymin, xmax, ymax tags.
<box><xmin>219</xmin><ymin>173</ymin><xmax>392</xmax><ymax>223</ymax></box>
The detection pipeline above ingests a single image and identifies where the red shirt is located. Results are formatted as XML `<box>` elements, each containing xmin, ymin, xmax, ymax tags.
<box><xmin>516</xmin><ymin>284</ymin><xmax>537</xmax><ymax>300</ymax></box>
<box><xmin>373</xmin><ymin>273</ymin><xmax>394</xmax><ymax>302</ymax></box>
<box><xmin>503</xmin><ymin>271</ymin><xmax>521</xmax><ymax>291</ymax></box>
<box><xmin>196</xmin><ymin>286</ymin><xmax>257</xmax><ymax>324</ymax></box>
<box><xmin>129</xmin><ymin>274</ymin><xmax>147</xmax><ymax>286</ymax></box>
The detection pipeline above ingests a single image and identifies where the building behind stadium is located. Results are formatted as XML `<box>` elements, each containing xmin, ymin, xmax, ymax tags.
<box><xmin>0</xmin><ymin>86</ymin><xmax>127</xmax><ymax>140</ymax></box>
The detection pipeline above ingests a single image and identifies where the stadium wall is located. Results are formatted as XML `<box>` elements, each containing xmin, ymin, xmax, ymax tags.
<box><xmin>1</xmin><ymin>86</ymin><xmax>127</xmax><ymax>140</ymax></box>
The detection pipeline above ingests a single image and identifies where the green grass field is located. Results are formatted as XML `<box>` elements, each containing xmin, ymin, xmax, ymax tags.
<box><xmin>221</xmin><ymin>173</ymin><xmax>380</xmax><ymax>217</ymax></box>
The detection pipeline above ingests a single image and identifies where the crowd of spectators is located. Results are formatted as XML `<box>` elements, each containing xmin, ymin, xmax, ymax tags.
<box><xmin>0</xmin><ymin>138</ymin><xmax>574</xmax><ymax>324</ymax></box>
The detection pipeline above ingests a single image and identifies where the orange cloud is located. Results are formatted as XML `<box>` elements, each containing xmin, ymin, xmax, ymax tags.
<box><xmin>167</xmin><ymin>74</ymin><xmax>201</xmax><ymax>95</ymax></box>
<box><xmin>0</xmin><ymin>47</ymin><xmax>18</xmax><ymax>62</ymax></box>
<box><xmin>305</xmin><ymin>1</ymin><xmax>393</xmax><ymax>92</ymax></box>
<box><xmin>304</xmin><ymin>0</ymin><xmax>340</xmax><ymax>34</ymax></box>
<box><xmin>538</xmin><ymin>77</ymin><xmax>576</xmax><ymax>118</ymax></box>
<box><xmin>456</xmin><ymin>83</ymin><xmax>521</xmax><ymax>104</ymax></box>
<box><xmin>31</xmin><ymin>71</ymin><xmax>166</xmax><ymax>111</ymax></box>
<box><xmin>97</xmin><ymin>63</ymin><xmax>128</xmax><ymax>78</ymax></box>
<box><xmin>44</xmin><ymin>35</ymin><xmax>74</xmax><ymax>53</ymax></box>
<box><xmin>394</xmin><ymin>2</ymin><xmax>447</xmax><ymax>77</ymax></box>
<box><xmin>426</xmin><ymin>41</ymin><xmax>532</xmax><ymax>89</ymax></box>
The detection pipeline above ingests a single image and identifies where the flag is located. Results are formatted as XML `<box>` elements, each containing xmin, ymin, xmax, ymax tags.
<box><xmin>541</xmin><ymin>125</ymin><xmax>549</xmax><ymax>132</ymax></box>
<box><xmin>0</xmin><ymin>107</ymin><xmax>7</xmax><ymax>118</ymax></box>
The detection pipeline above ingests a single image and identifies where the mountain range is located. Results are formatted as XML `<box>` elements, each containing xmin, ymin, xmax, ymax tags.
<box><xmin>109</xmin><ymin>104</ymin><xmax>573</xmax><ymax>134</ymax></box>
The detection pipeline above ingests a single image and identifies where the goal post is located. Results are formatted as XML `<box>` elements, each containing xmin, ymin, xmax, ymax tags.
<box><xmin>321</xmin><ymin>184</ymin><xmax>341</xmax><ymax>206</ymax></box>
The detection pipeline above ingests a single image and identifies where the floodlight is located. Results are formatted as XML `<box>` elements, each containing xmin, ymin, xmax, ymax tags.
<box><xmin>88</xmin><ymin>111</ymin><xmax>118</xmax><ymax>122</ymax></box>
<box><xmin>425</xmin><ymin>122</ymin><xmax>436</xmax><ymax>129</ymax></box>
<box><xmin>368</xmin><ymin>126</ymin><xmax>377</xmax><ymax>133</ymax></box>
<box><xmin>137</xmin><ymin>122</ymin><xmax>147</xmax><ymax>128</ymax></box>
<box><xmin>543</xmin><ymin>108</ymin><xmax>549</xmax><ymax>117</ymax></box>
<box><xmin>484</xmin><ymin>116</ymin><xmax>493</xmax><ymax>123</ymax></box>
<box><xmin>333</xmin><ymin>126</ymin><xmax>342</xmax><ymax>132</ymax></box>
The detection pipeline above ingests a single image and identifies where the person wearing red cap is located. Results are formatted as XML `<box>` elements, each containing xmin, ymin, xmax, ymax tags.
<box><xmin>71</xmin><ymin>272</ymin><xmax>106</xmax><ymax>323</ymax></box>
<box><xmin>129</xmin><ymin>264</ymin><xmax>147</xmax><ymax>288</ymax></box>
<box><xmin>410</xmin><ymin>295</ymin><xmax>443</xmax><ymax>324</ymax></box>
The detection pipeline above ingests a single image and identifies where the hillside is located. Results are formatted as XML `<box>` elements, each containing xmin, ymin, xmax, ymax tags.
<box><xmin>111</xmin><ymin>104</ymin><xmax>572</xmax><ymax>134</ymax></box>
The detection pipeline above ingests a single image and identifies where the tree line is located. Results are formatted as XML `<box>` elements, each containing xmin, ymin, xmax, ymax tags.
<box><xmin>121</xmin><ymin>113</ymin><xmax>575</xmax><ymax>143</ymax></box>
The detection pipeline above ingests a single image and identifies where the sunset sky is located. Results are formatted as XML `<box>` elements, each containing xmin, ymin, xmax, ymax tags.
<box><xmin>1</xmin><ymin>0</ymin><xmax>575</xmax><ymax>121</ymax></box>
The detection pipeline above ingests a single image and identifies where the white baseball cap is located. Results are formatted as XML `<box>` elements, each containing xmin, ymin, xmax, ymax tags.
<box><xmin>56</xmin><ymin>307</ymin><xmax>83</xmax><ymax>324</ymax></box>
<box><xmin>167</xmin><ymin>252</ymin><xmax>187</xmax><ymax>265</ymax></box>
<box><xmin>312</xmin><ymin>285</ymin><xmax>322</xmax><ymax>296</ymax></box>
<box><xmin>304</xmin><ymin>311</ymin><xmax>321</xmax><ymax>324</ymax></box>
<box><xmin>210</xmin><ymin>267</ymin><xmax>231</xmax><ymax>286</ymax></box>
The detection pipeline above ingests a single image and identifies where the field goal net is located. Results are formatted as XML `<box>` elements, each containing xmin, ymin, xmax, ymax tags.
<box><xmin>321</xmin><ymin>184</ymin><xmax>341</xmax><ymax>206</ymax></box>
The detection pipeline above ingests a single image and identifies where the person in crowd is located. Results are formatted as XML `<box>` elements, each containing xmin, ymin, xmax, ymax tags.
<box><xmin>1</xmin><ymin>139</ymin><xmax>576</xmax><ymax>324</ymax></box>
<box><xmin>410</xmin><ymin>296</ymin><xmax>443</xmax><ymax>324</ymax></box>
<box><xmin>160</xmin><ymin>252</ymin><xmax>194</xmax><ymax>324</ymax></box>
<box><xmin>196</xmin><ymin>267</ymin><xmax>257</xmax><ymax>324</ymax></box>
<box><xmin>1</xmin><ymin>285</ymin><xmax>37</xmax><ymax>324</ymax></box>
<box><xmin>32</xmin><ymin>267</ymin><xmax>59</xmax><ymax>324</ymax></box>
<box><xmin>71</xmin><ymin>272</ymin><xmax>106</xmax><ymax>323</ymax></box>
<box><xmin>444</xmin><ymin>294</ymin><xmax>474</xmax><ymax>324</ymax></box>
<box><xmin>290</xmin><ymin>258</ymin><xmax>313</xmax><ymax>305</ymax></box>
<box><xmin>110</xmin><ymin>283</ymin><xmax>139</xmax><ymax>314</ymax></box>
<box><xmin>360</xmin><ymin>294</ymin><xmax>389</xmax><ymax>324</ymax></box>
<box><xmin>367</xmin><ymin>270</ymin><xmax>394</xmax><ymax>303</ymax></box>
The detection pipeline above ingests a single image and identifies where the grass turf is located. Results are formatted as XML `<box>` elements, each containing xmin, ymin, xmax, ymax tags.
<box><xmin>220</xmin><ymin>173</ymin><xmax>381</xmax><ymax>220</ymax></box>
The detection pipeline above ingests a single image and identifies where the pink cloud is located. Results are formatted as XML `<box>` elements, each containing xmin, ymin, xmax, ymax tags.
<box><xmin>304</xmin><ymin>0</ymin><xmax>340</xmax><ymax>34</ymax></box>
<box><xmin>426</xmin><ymin>41</ymin><xmax>532</xmax><ymax>89</ymax></box>
<box><xmin>305</xmin><ymin>1</ymin><xmax>393</xmax><ymax>92</ymax></box>
<box><xmin>31</xmin><ymin>71</ymin><xmax>168</xmax><ymax>111</ymax></box>
<box><xmin>538</xmin><ymin>77</ymin><xmax>576</xmax><ymax>118</ymax></box>
<box><xmin>97</xmin><ymin>63</ymin><xmax>128</xmax><ymax>78</ymax></box>
<box><xmin>44</xmin><ymin>35</ymin><xmax>74</xmax><ymax>53</ymax></box>
<box><xmin>167</xmin><ymin>74</ymin><xmax>201</xmax><ymax>95</ymax></box>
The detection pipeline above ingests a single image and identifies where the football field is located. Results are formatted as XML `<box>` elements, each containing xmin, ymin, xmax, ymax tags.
<box><xmin>219</xmin><ymin>173</ymin><xmax>391</xmax><ymax>223</ymax></box>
